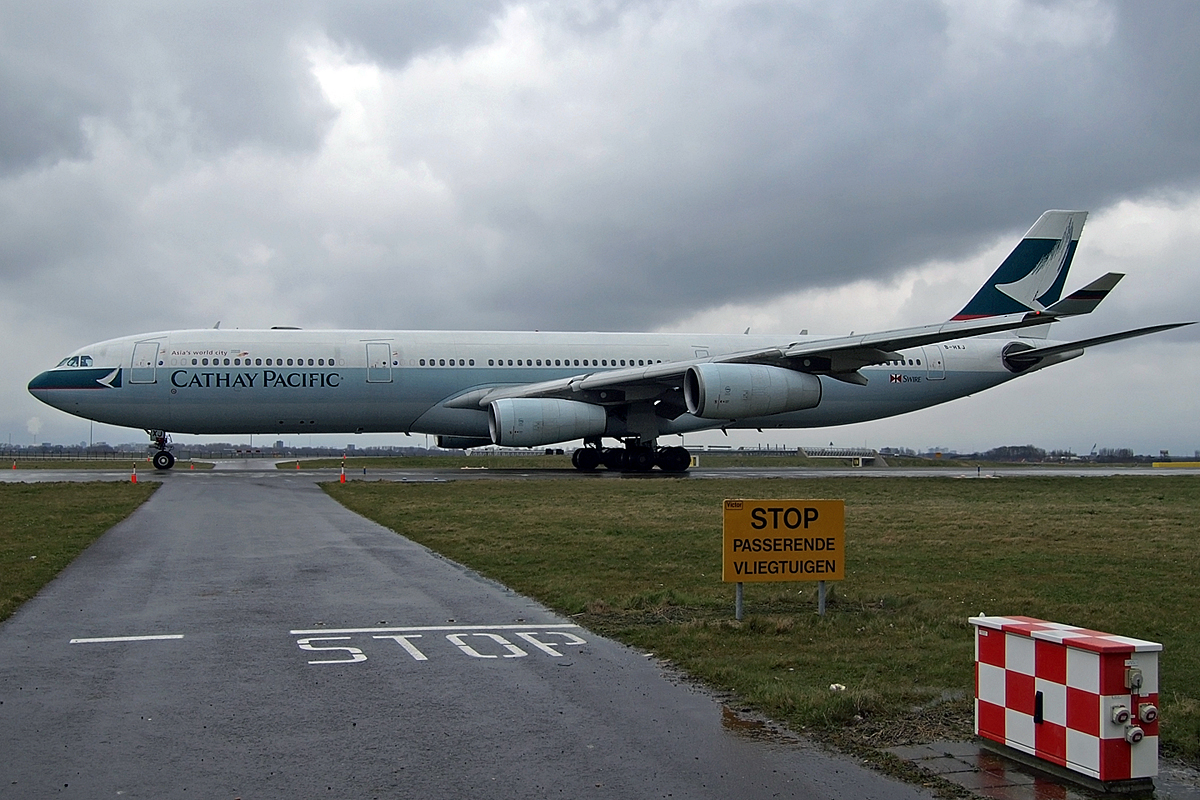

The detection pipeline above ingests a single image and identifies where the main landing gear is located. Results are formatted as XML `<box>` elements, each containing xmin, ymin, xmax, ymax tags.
<box><xmin>571</xmin><ymin>439</ymin><xmax>691</xmax><ymax>473</ymax></box>
<box><xmin>147</xmin><ymin>430</ymin><xmax>176</xmax><ymax>470</ymax></box>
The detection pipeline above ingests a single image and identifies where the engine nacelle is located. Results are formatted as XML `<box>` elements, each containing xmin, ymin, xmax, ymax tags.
<box><xmin>684</xmin><ymin>363</ymin><xmax>822</xmax><ymax>419</ymax></box>
<box><xmin>488</xmin><ymin>398</ymin><xmax>607</xmax><ymax>447</ymax></box>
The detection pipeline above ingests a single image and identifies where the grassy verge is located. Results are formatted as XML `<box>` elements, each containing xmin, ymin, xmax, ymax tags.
<box><xmin>8</xmin><ymin>459</ymin><xmax>212</xmax><ymax>470</ymax></box>
<box><xmin>324</xmin><ymin>475</ymin><xmax>1200</xmax><ymax>766</ymax></box>
<box><xmin>0</xmin><ymin>482</ymin><xmax>158</xmax><ymax>621</ymax></box>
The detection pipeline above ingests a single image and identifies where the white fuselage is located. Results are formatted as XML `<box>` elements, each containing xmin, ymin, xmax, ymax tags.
<box><xmin>28</xmin><ymin>328</ymin><xmax>1069</xmax><ymax>441</ymax></box>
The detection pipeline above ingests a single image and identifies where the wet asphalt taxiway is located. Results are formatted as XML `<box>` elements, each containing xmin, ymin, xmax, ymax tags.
<box><xmin>0</xmin><ymin>466</ymin><xmax>938</xmax><ymax>799</ymax></box>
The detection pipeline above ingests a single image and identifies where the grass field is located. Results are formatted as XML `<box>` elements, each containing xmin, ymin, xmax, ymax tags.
<box><xmin>0</xmin><ymin>482</ymin><xmax>157</xmax><ymax>621</ymax></box>
<box><xmin>325</xmin><ymin>475</ymin><xmax>1200</xmax><ymax>765</ymax></box>
<box><xmin>7</xmin><ymin>459</ymin><xmax>213</xmax><ymax>470</ymax></box>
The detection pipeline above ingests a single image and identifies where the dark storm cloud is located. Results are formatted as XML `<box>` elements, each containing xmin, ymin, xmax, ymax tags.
<box><xmin>437</xmin><ymin>1</ymin><xmax>1200</xmax><ymax>330</ymax></box>
<box><xmin>2</xmin><ymin>0</ymin><xmax>1200</xmax><ymax>335</ymax></box>
<box><xmin>0</xmin><ymin>0</ymin><xmax>506</xmax><ymax>175</ymax></box>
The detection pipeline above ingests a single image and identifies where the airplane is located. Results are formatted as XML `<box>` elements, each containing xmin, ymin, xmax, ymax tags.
<box><xmin>28</xmin><ymin>210</ymin><xmax>1191</xmax><ymax>473</ymax></box>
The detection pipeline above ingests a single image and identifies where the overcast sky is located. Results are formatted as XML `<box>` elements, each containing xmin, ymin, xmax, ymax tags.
<box><xmin>4</xmin><ymin>0</ymin><xmax>1198</xmax><ymax>456</ymax></box>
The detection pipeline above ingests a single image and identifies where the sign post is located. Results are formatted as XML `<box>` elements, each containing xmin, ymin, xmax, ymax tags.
<box><xmin>722</xmin><ymin>499</ymin><xmax>845</xmax><ymax>618</ymax></box>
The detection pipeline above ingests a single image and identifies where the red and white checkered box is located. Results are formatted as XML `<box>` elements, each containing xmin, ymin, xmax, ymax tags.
<box><xmin>970</xmin><ymin>615</ymin><xmax>1160</xmax><ymax>782</ymax></box>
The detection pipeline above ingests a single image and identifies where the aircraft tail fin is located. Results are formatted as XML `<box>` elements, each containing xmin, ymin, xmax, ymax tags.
<box><xmin>952</xmin><ymin>210</ymin><xmax>1088</xmax><ymax>320</ymax></box>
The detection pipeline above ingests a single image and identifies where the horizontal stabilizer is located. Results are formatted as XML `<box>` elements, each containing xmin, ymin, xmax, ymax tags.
<box><xmin>1041</xmin><ymin>272</ymin><xmax>1123</xmax><ymax>317</ymax></box>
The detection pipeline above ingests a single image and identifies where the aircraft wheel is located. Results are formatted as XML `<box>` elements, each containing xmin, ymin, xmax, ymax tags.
<box><xmin>152</xmin><ymin>451</ymin><xmax>176</xmax><ymax>471</ymax></box>
<box><xmin>572</xmin><ymin>448</ymin><xmax>601</xmax><ymax>472</ymax></box>
<box><xmin>601</xmin><ymin>448</ymin><xmax>626</xmax><ymax>470</ymax></box>
<box><xmin>656</xmin><ymin>446</ymin><xmax>691</xmax><ymax>473</ymax></box>
<box><xmin>627</xmin><ymin>447</ymin><xmax>656</xmax><ymax>472</ymax></box>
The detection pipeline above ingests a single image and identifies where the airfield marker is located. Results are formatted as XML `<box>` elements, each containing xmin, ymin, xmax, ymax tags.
<box><xmin>131</xmin><ymin>464</ymin><xmax>137</xmax><ymax>484</ymax></box>
<box><xmin>340</xmin><ymin>465</ymin><xmax>346</xmax><ymax>484</ymax></box>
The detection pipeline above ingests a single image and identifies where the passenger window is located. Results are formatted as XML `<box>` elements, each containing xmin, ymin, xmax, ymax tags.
<box><xmin>469</xmin><ymin>359</ymin><xmax>475</xmax><ymax>366</ymax></box>
<box><xmin>507</xmin><ymin>360</ymin><xmax>513</xmax><ymax>366</ymax></box>
<box><xmin>255</xmin><ymin>358</ymin><xmax>262</xmax><ymax>366</ymax></box>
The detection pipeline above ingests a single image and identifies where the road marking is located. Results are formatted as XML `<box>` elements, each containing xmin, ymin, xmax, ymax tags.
<box><xmin>69</xmin><ymin>634</ymin><xmax>185</xmax><ymax>644</ymax></box>
<box><xmin>289</xmin><ymin>623</ymin><xmax>580</xmax><ymax>635</ymax></box>
<box><xmin>292</xmin><ymin>623</ymin><xmax>588</xmax><ymax>665</ymax></box>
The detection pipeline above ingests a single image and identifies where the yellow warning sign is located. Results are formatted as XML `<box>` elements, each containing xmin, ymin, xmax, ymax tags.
<box><xmin>722</xmin><ymin>499</ymin><xmax>845</xmax><ymax>582</ymax></box>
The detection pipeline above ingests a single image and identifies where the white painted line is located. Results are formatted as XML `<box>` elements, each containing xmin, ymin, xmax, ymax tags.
<box><xmin>289</xmin><ymin>623</ymin><xmax>580</xmax><ymax>636</ymax></box>
<box><xmin>69</xmin><ymin>634</ymin><xmax>185</xmax><ymax>644</ymax></box>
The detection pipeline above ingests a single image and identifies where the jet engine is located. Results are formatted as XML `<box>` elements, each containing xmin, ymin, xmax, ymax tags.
<box><xmin>488</xmin><ymin>398</ymin><xmax>607</xmax><ymax>447</ymax></box>
<box><xmin>684</xmin><ymin>363</ymin><xmax>822</xmax><ymax>419</ymax></box>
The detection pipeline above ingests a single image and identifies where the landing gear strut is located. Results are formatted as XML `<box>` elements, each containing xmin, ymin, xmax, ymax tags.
<box><xmin>571</xmin><ymin>438</ymin><xmax>691</xmax><ymax>473</ymax></box>
<box><xmin>147</xmin><ymin>430</ymin><xmax>175</xmax><ymax>470</ymax></box>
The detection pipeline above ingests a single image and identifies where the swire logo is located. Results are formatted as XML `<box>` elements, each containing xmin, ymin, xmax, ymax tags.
<box><xmin>890</xmin><ymin>374</ymin><xmax>903</xmax><ymax>383</ymax></box>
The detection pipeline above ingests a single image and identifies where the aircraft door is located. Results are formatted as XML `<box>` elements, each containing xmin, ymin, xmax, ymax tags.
<box><xmin>130</xmin><ymin>340</ymin><xmax>160</xmax><ymax>384</ymax></box>
<box><xmin>922</xmin><ymin>345</ymin><xmax>945</xmax><ymax>380</ymax></box>
<box><xmin>366</xmin><ymin>342</ymin><xmax>392</xmax><ymax>383</ymax></box>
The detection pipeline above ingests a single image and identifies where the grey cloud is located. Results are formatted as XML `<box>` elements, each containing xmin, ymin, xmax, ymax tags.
<box><xmin>0</xmin><ymin>0</ymin><xmax>508</xmax><ymax>175</ymax></box>
<box><xmin>401</xmin><ymin>1</ymin><xmax>1200</xmax><ymax>330</ymax></box>
<box><xmin>3</xmin><ymin>0</ymin><xmax>1200</xmax><ymax>336</ymax></box>
<box><xmin>319</xmin><ymin>0</ymin><xmax>507</xmax><ymax>65</ymax></box>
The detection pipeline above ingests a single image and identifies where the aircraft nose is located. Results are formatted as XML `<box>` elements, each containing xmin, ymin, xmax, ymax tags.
<box><xmin>28</xmin><ymin>371</ymin><xmax>71</xmax><ymax>412</ymax></box>
<box><xmin>28</xmin><ymin>371</ymin><xmax>53</xmax><ymax>393</ymax></box>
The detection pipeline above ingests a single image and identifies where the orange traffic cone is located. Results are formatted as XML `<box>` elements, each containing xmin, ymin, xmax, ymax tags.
<box><xmin>11</xmin><ymin>461</ymin><xmax>15</xmax><ymax>470</ymax></box>
<box><xmin>339</xmin><ymin>465</ymin><xmax>346</xmax><ymax>484</ymax></box>
<box><xmin>190</xmin><ymin>462</ymin><xmax>195</xmax><ymax>470</ymax></box>
<box><xmin>131</xmin><ymin>464</ymin><xmax>138</xmax><ymax>484</ymax></box>
<box><xmin>295</xmin><ymin>460</ymin><xmax>300</xmax><ymax>470</ymax></box>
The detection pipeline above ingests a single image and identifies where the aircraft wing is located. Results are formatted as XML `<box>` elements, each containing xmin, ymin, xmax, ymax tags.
<box><xmin>447</xmin><ymin>272</ymin><xmax>1128</xmax><ymax>409</ymax></box>
<box><xmin>1002</xmin><ymin>322</ymin><xmax>1195</xmax><ymax>368</ymax></box>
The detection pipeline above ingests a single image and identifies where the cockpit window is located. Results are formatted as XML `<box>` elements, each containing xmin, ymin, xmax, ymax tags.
<box><xmin>80</xmin><ymin>355</ymin><xmax>93</xmax><ymax>366</ymax></box>
<box><xmin>55</xmin><ymin>355</ymin><xmax>93</xmax><ymax>368</ymax></box>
